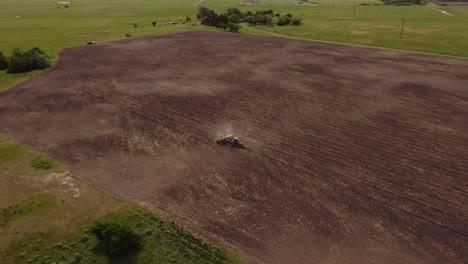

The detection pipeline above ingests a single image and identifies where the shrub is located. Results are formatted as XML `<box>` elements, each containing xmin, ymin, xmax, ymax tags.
<box><xmin>152</xmin><ymin>21</ymin><xmax>157</xmax><ymax>26</ymax></box>
<box><xmin>0</xmin><ymin>51</ymin><xmax>8</xmax><ymax>70</ymax></box>
<box><xmin>186</xmin><ymin>16</ymin><xmax>191</xmax><ymax>22</ymax></box>
<box><xmin>6</xmin><ymin>47</ymin><xmax>50</xmax><ymax>74</ymax></box>
<box><xmin>125</xmin><ymin>33</ymin><xmax>132</xmax><ymax>37</ymax></box>
<box><xmin>228</xmin><ymin>14</ymin><xmax>240</xmax><ymax>23</ymax></box>
<box><xmin>216</xmin><ymin>22</ymin><xmax>227</xmax><ymax>29</ymax></box>
<box><xmin>243</xmin><ymin>11</ymin><xmax>254</xmax><ymax>17</ymax></box>
<box><xmin>277</xmin><ymin>16</ymin><xmax>291</xmax><ymax>26</ymax></box>
<box><xmin>89</xmin><ymin>222</ymin><xmax>142</xmax><ymax>256</ymax></box>
<box><xmin>227</xmin><ymin>23</ymin><xmax>241</xmax><ymax>32</ymax></box>
<box><xmin>34</xmin><ymin>54</ymin><xmax>50</xmax><ymax>69</ymax></box>
<box><xmin>286</xmin><ymin>13</ymin><xmax>292</xmax><ymax>18</ymax></box>
<box><xmin>291</xmin><ymin>18</ymin><xmax>302</xmax><ymax>25</ymax></box>
<box><xmin>31</xmin><ymin>157</ymin><xmax>53</xmax><ymax>170</ymax></box>
<box><xmin>254</xmin><ymin>14</ymin><xmax>267</xmax><ymax>24</ymax></box>
<box><xmin>244</xmin><ymin>15</ymin><xmax>255</xmax><ymax>25</ymax></box>
<box><xmin>226</xmin><ymin>8</ymin><xmax>242</xmax><ymax>17</ymax></box>
<box><xmin>197</xmin><ymin>6</ymin><xmax>211</xmax><ymax>19</ymax></box>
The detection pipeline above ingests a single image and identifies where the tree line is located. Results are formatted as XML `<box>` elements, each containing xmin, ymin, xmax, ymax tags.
<box><xmin>196</xmin><ymin>7</ymin><xmax>302</xmax><ymax>32</ymax></box>
<box><xmin>0</xmin><ymin>47</ymin><xmax>51</xmax><ymax>74</ymax></box>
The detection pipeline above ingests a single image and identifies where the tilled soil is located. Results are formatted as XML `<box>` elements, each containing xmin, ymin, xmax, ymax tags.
<box><xmin>1</xmin><ymin>31</ymin><xmax>467</xmax><ymax>264</ymax></box>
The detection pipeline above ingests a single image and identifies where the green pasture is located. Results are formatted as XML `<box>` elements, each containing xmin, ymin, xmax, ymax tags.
<box><xmin>1</xmin><ymin>0</ymin><xmax>467</xmax><ymax>92</ymax></box>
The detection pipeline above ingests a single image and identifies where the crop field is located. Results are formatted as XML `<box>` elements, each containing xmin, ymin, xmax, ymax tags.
<box><xmin>1</xmin><ymin>0</ymin><xmax>468</xmax><ymax>93</ymax></box>
<box><xmin>0</xmin><ymin>31</ymin><xmax>467</xmax><ymax>263</ymax></box>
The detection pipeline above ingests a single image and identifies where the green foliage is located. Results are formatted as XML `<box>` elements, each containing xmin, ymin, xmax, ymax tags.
<box><xmin>151</xmin><ymin>21</ymin><xmax>156</xmax><ymax>26</ymax></box>
<box><xmin>245</xmin><ymin>15</ymin><xmax>256</xmax><ymax>25</ymax></box>
<box><xmin>31</xmin><ymin>155</ymin><xmax>54</xmax><ymax>170</ymax></box>
<box><xmin>292</xmin><ymin>18</ymin><xmax>303</xmax><ymax>25</ymax></box>
<box><xmin>229</xmin><ymin>14</ymin><xmax>241</xmax><ymax>24</ymax></box>
<box><xmin>243</xmin><ymin>11</ymin><xmax>254</xmax><ymax>18</ymax></box>
<box><xmin>0</xmin><ymin>51</ymin><xmax>7</xmax><ymax>70</ymax></box>
<box><xmin>125</xmin><ymin>33</ymin><xmax>132</xmax><ymax>37</ymax></box>
<box><xmin>196</xmin><ymin>6</ymin><xmax>211</xmax><ymax>20</ymax></box>
<box><xmin>89</xmin><ymin>222</ymin><xmax>142</xmax><ymax>256</ymax></box>
<box><xmin>227</xmin><ymin>23</ymin><xmax>241</xmax><ymax>32</ymax></box>
<box><xmin>227</xmin><ymin>8</ymin><xmax>243</xmax><ymax>17</ymax></box>
<box><xmin>6</xmin><ymin>47</ymin><xmax>50</xmax><ymax>74</ymax></box>
<box><xmin>277</xmin><ymin>16</ymin><xmax>291</xmax><ymax>26</ymax></box>
<box><xmin>186</xmin><ymin>16</ymin><xmax>191</xmax><ymax>22</ymax></box>
<box><xmin>255</xmin><ymin>14</ymin><xmax>267</xmax><ymax>24</ymax></box>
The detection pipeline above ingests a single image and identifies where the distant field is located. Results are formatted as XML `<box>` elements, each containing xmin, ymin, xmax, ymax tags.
<box><xmin>1</xmin><ymin>0</ymin><xmax>468</xmax><ymax>92</ymax></box>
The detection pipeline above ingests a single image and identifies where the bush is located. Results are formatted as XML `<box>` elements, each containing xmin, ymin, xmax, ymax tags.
<box><xmin>31</xmin><ymin>157</ymin><xmax>53</xmax><ymax>170</ymax></box>
<box><xmin>291</xmin><ymin>18</ymin><xmax>302</xmax><ymax>25</ymax></box>
<box><xmin>89</xmin><ymin>222</ymin><xmax>142</xmax><ymax>256</ymax></box>
<box><xmin>125</xmin><ymin>33</ymin><xmax>132</xmax><ymax>37</ymax></box>
<box><xmin>277</xmin><ymin>16</ymin><xmax>291</xmax><ymax>26</ymax></box>
<box><xmin>245</xmin><ymin>15</ymin><xmax>255</xmax><ymax>25</ymax></box>
<box><xmin>0</xmin><ymin>51</ymin><xmax>8</xmax><ymax>70</ymax></box>
<box><xmin>227</xmin><ymin>8</ymin><xmax>242</xmax><ymax>17</ymax></box>
<box><xmin>197</xmin><ymin>6</ymin><xmax>211</xmax><ymax>19</ymax></box>
<box><xmin>228</xmin><ymin>14</ymin><xmax>240</xmax><ymax>24</ymax></box>
<box><xmin>6</xmin><ymin>47</ymin><xmax>50</xmax><ymax>74</ymax></box>
<box><xmin>227</xmin><ymin>23</ymin><xmax>241</xmax><ymax>32</ymax></box>
<box><xmin>186</xmin><ymin>16</ymin><xmax>191</xmax><ymax>22</ymax></box>
<box><xmin>152</xmin><ymin>21</ymin><xmax>157</xmax><ymax>26</ymax></box>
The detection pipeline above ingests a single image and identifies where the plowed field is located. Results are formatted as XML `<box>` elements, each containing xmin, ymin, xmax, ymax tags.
<box><xmin>1</xmin><ymin>31</ymin><xmax>467</xmax><ymax>264</ymax></box>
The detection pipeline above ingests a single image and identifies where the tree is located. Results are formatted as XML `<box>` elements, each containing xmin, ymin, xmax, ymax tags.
<box><xmin>244</xmin><ymin>15</ymin><xmax>255</xmax><ymax>25</ymax></box>
<box><xmin>255</xmin><ymin>14</ymin><xmax>266</xmax><ymax>24</ymax></box>
<box><xmin>89</xmin><ymin>222</ymin><xmax>142</xmax><ymax>256</ymax></box>
<box><xmin>0</xmin><ymin>51</ymin><xmax>8</xmax><ymax>70</ymax></box>
<box><xmin>34</xmin><ymin>54</ymin><xmax>50</xmax><ymax>69</ymax></box>
<box><xmin>152</xmin><ymin>21</ymin><xmax>157</xmax><ymax>26</ymax></box>
<box><xmin>186</xmin><ymin>16</ymin><xmax>191</xmax><ymax>22</ymax></box>
<box><xmin>7</xmin><ymin>47</ymin><xmax>50</xmax><ymax>74</ymax></box>
<box><xmin>277</xmin><ymin>16</ymin><xmax>291</xmax><ymax>26</ymax></box>
<box><xmin>216</xmin><ymin>14</ymin><xmax>229</xmax><ymax>25</ymax></box>
<box><xmin>291</xmin><ymin>18</ymin><xmax>302</xmax><ymax>25</ymax></box>
<box><xmin>217</xmin><ymin>22</ymin><xmax>227</xmax><ymax>29</ymax></box>
<box><xmin>227</xmin><ymin>23</ymin><xmax>241</xmax><ymax>32</ymax></box>
<box><xmin>226</xmin><ymin>8</ymin><xmax>242</xmax><ymax>17</ymax></box>
<box><xmin>197</xmin><ymin>6</ymin><xmax>211</xmax><ymax>19</ymax></box>
<box><xmin>228</xmin><ymin>14</ymin><xmax>240</xmax><ymax>24</ymax></box>
<box><xmin>243</xmin><ymin>11</ymin><xmax>254</xmax><ymax>17</ymax></box>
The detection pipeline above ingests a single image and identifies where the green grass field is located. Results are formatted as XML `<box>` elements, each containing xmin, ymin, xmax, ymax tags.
<box><xmin>0</xmin><ymin>136</ymin><xmax>241</xmax><ymax>264</ymax></box>
<box><xmin>1</xmin><ymin>0</ymin><xmax>467</xmax><ymax>92</ymax></box>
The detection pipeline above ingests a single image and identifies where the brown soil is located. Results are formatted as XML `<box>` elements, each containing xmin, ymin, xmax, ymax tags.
<box><xmin>1</xmin><ymin>31</ymin><xmax>468</xmax><ymax>264</ymax></box>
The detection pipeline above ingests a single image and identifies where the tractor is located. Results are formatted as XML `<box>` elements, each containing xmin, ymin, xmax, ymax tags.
<box><xmin>216</xmin><ymin>134</ymin><xmax>245</xmax><ymax>149</ymax></box>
